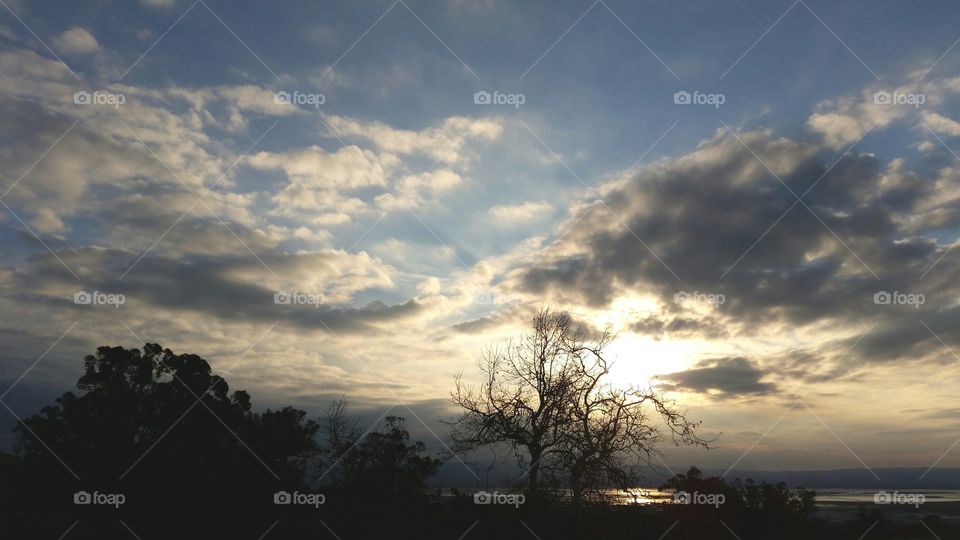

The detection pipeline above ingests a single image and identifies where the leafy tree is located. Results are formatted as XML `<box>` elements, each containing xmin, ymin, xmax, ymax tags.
<box><xmin>320</xmin><ymin>398</ymin><xmax>441</xmax><ymax>500</ymax></box>
<box><xmin>16</xmin><ymin>344</ymin><xmax>318</xmax><ymax>483</ymax></box>
<box><xmin>664</xmin><ymin>467</ymin><xmax>817</xmax><ymax>519</ymax></box>
<box><xmin>10</xmin><ymin>344</ymin><xmax>319</xmax><ymax>537</ymax></box>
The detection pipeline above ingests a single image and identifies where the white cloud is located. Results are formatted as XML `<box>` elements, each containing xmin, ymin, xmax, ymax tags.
<box><xmin>30</xmin><ymin>206</ymin><xmax>66</xmax><ymax>234</ymax></box>
<box><xmin>371</xmin><ymin>238</ymin><xmax>458</xmax><ymax>273</ymax></box>
<box><xmin>921</xmin><ymin>111</ymin><xmax>960</xmax><ymax>137</ymax></box>
<box><xmin>417</xmin><ymin>277</ymin><xmax>442</xmax><ymax>295</ymax></box>
<box><xmin>141</xmin><ymin>0</ymin><xmax>176</xmax><ymax>8</ymax></box>
<box><xmin>915</xmin><ymin>140</ymin><xmax>937</xmax><ymax>153</ymax></box>
<box><xmin>324</xmin><ymin>114</ymin><xmax>503</xmax><ymax>164</ymax></box>
<box><xmin>807</xmin><ymin>93</ymin><xmax>905</xmax><ymax>148</ymax></box>
<box><xmin>375</xmin><ymin>169</ymin><xmax>463</xmax><ymax>211</ymax></box>
<box><xmin>807</xmin><ymin>71</ymin><xmax>960</xmax><ymax>148</ymax></box>
<box><xmin>53</xmin><ymin>27</ymin><xmax>99</xmax><ymax>55</ymax></box>
<box><xmin>488</xmin><ymin>201</ymin><xmax>553</xmax><ymax>226</ymax></box>
<box><xmin>216</xmin><ymin>85</ymin><xmax>309</xmax><ymax>117</ymax></box>
<box><xmin>247</xmin><ymin>145</ymin><xmax>395</xmax><ymax>190</ymax></box>
<box><xmin>306</xmin><ymin>25</ymin><xmax>338</xmax><ymax>46</ymax></box>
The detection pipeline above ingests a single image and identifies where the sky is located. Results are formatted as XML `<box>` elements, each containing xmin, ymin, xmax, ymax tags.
<box><xmin>1</xmin><ymin>0</ymin><xmax>960</xmax><ymax>482</ymax></box>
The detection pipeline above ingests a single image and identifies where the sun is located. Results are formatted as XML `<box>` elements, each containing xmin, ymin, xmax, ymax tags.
<box><xmin>605</xmin><ymin>334</ymin><xmax>701</xmax><ymax>391</ymax></box>
<box><xmin>580</xmin><ymin>295</ymin><xmax>704</xmax><ymax>390</ymax></box>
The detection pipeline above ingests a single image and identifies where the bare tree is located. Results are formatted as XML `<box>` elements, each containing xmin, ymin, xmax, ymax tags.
<box><xmin>557</xmin><ymin>353</ymin><xmax>708</xmax><ymax>504</ymax></box>
<box><xmin>450</xmin><ymin>307</ymin><xmax>708</xmax><ymax>503</ymax></box>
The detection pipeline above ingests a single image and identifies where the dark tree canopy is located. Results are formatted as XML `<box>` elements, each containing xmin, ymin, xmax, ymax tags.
<box><xmin>319</xmin><ymin>399</ymin><xmax>442</xmax><ymax>501</ymax></box>
<box><xmin>10</xmin><ymin>344</ymin><xmax>319</xmax><ymax>538</ymax></box>
<box><xmin>16</xmin><ymin>344</ymin><xmax>318</xmax><ymax>483</ymax></box>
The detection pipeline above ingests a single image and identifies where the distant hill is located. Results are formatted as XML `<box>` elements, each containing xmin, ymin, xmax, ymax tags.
<box><xmin>695</xmin><ymin>467</ymin><xmax>960</xmax><ymax>489</ymax></box>
<box><xmin>434</xmin><ymin>463</ymin><xmax>960</xmax><ymax>489</ymax></box>
<box><xmin>0</xmin><ymin>452</ymin><xmax>19</xmax><ymax>465</ymax></box>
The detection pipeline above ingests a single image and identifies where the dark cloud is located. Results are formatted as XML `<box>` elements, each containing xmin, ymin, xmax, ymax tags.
<box><xmin>657</xmin><ymin>357</ymin><xmax>778</xmax><ymax>398</ymax></box>
<box><xmin>514</xmin><ymin>129</ymin><xmax>960</xmax><ymax>367</ymax></box>
<box><xmin>450</xmin><ymin>307</ymin><xmax>525</xmax><ymax>334</ymax></box>
<box><xmin>630</xmin><ymin>313</ymin><xmax>728</xmax><ymax>340</ymax></box>
<box><xmin>9</xmin><ymin>246</ymin><xmax>422</xmax><ymax>334</ymax></box>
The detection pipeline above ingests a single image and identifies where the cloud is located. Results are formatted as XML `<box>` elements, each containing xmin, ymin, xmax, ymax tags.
<box><xmin>247</xmin><ymin>114</ymin><xmax>502</xmax><ymax>217</ymax></box>
<box><xmin>306</xmin><ymin>25</ymin><xmax>338</xmax><ymax>47</ymax></box>
<box><xmin>140</xmin><ymin>0</ymin><xmax>176</xmax><ymax>8</ymax></box>
<box><xmin>53</xmin><ymin>27</ymin><xmax>99</xmax><ymax>54</ymax></box>
<box><xmin>657</xmin><ymin>357</ymin><xmax>778</xmax><ymax>398</ymax></box>
<box><xmin>374</xmin><ymin>169</ymin><xmax>463</xmax><ymax>211</ymax></box>
<box><xmin>10</xmin><ymin>245</ymin><xmax>416</xmax><ymax>333</ymax></box>
<box><xmin>488</xmin><ymin>201</ymin><xmax>553</xmax><ymax>226</ymax></box>
<box><xmin>630</xmin><ymin>313</ymin><xmax>727</xmax><ymax>340</ymax></box>
<box><xmin>371</xmin><ymin>238</ymin><xmax>457</xmax><ymax>271</ymax></box>
<box><xmin>0</xmin><ymin>24</ymin><xmax>18</xmax><ymax>42</ymax></box>
<box><xmin>921</xmin><ymin>111</ymin><xmax>960</xmax><ymax>137</ymax></box>
<box><xmin>247</xmin><ymin>145</ymin><xmax>394</xmax><ymax>190</ymax></box>
<box><xmin>508</xmin><ymin>124</ymin><xmax>960</xmax><ymax>374</ymax></box>
<box><xmin>807</xmin><ymin>72</ymin><xmax>960</xmax><ymax>148</ymax></box>
<box><xmin>247</xmin><ymin>144</ymin><xmax>400</xmax><ymax>220</ymax></box>
<box><xmin>324</xmin><ymin>114</ymin><xmax>503</xmax><ymax>165</ymax></box>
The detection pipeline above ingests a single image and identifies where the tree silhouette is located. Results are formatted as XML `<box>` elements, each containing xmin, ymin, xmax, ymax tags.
<box><xmin>450</xmin><ymin>308</ymin><xmax>707</xmax><ymax>503</ymax></box>
<box><xmin>16</xmin><ymin>344</ymin><xmax>318</xmax><ymax>481</ymax></box>
<box><xmin>10</xmin><ymin>344</ymin><xmax>319</xmax><ymax>538</ymax></box>
<box><xmin>320</xmin><ymin>398</ymin><xmax>441</xmax><ymax>502</ymax></box>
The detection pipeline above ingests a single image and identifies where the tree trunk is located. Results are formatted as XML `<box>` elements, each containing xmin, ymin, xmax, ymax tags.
<box><xmin>527</xmin><ymin>449</ymin><xmax>541</xmax><ymax>498</ymax></box>
<box><xmin>571</xmin><ymin>475</ymin><xmax>583</xmax><ymax>506</ymax></box>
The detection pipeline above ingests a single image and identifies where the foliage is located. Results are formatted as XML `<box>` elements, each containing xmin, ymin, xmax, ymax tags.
<box><xmin>320</xmin><ymin>398</ymin><xmax>442</xmax><ymax>500</ymax></box>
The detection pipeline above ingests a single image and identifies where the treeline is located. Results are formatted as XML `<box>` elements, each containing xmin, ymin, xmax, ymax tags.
<box><xmin>3</xmin><ymin>311</ymin><xmax>958</xmax><ymax>538</ymax></box>
<box><xmin>1</xmin><ymin>343</ymin><xmax>444</xmax><ymax>538</ymax></box>
<box><xmin>0</xmin><ymin>342</ymin><xmax>954</xmax><ymax>539</ymax></box>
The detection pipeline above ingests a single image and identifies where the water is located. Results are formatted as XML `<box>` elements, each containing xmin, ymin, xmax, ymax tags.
<box><xmin>815</xmin><ymin>489</ymin><xmax>960</xmax><ymax>504</ymax></box>
<box><xmin>442</xmin><ymin>488</ymin><xmax>960</xmax><ymax>508</ymax></box>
